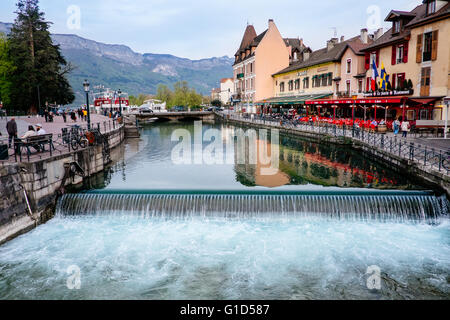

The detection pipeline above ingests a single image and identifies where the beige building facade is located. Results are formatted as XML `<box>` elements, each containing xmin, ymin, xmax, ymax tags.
<box><xmin>232</xmin><ymin>20</ymin><xmax>299</xmax><ymax>113</ymax></box>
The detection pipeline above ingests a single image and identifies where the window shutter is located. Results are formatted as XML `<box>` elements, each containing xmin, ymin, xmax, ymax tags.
<box><xmin>431</xmin><ymin>30</ymin><xmax>438</xmax><ymax>61</ymax></box>
<box><xmin>392</xmin><ymin>45</ymin><xmax>397</xmax><ymax>65</ymax></box>
<box><xmin>366</xmin><ymin>77</ymin><xmax>370</xmax><ymax>92</ymax></box>
<box><xmin>376</xmin><ymin>50</ymin><xmax>380</xmax><ymax>67</ymax></box>
<box><xmin>416</xmin><ymin>34</ymin><xmax>423</xmax><ymax>63</ymax></box>
<box><xmin>392</xmin><ymin>73</ymin><xmax>396</xmax><ymax>90</ymax></box>
<box><xmin>403</xmin><ymin>41</ymin><xmax>409</xmax><ymax>63</ymax></box>
<box><xmin>364</xmin><ymin>52</ymin><xmax>370</xmax><ymax>70</ymax></box>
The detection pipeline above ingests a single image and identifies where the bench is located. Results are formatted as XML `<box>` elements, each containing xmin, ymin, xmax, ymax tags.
<box><xmin>15</xmin><ymin>134</ymin><xmax>55</xmax><ymax>161</ymax></box>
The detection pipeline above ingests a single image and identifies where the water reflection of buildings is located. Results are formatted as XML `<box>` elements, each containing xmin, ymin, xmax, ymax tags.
<box><xmin>233</xmin><ymin>131</ymin><xmax>290</xmax><ymax>188</ymax></box>
<box><xmin>278</xmin><ymin>136</ymin><xmax>410</xmax><ymax>189</ymax></box>
<box><xmin>234</xmin><ymin>131</ymin><xmax>414</xmax><ymax>189</ymax></box>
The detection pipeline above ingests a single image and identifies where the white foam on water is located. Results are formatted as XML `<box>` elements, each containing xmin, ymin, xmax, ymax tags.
<box><xmin>0</xmin><ymin>216</ymin><xmax>449</xmax><ymax>300</ymax></box>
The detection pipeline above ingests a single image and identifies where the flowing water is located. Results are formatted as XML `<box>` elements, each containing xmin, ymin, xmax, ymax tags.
<box><xmin>0</xmin><ymin>121</ymin><xmax>449</xmax><ymax>300</ymax></box>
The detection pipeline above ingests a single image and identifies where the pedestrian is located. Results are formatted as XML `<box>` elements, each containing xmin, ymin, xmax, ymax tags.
<box><xmin>393</xmin><ymin>118</ymin><xmax>400</xmax><ymax>135</ymax></box>
<box><xmin>71</xmin><ymin>111</ymin><xmax>77</xmax><ymax>123</ymax></box>
<box><xmin>401</xmin><ymin>119</ymin><xmax>410</xmax><ymax>138</ymax></box>
<box><xmin>62</xmin><ymin>111</ymin><xmax>67</xmax><ymax>123</ymax></box>
<box><xmin>6</xmin><ymin>117</ymin><xmax>18</xmax><ymax>148</ymax></box>
<box><xmin>44</xmin><ymin>108</ymin><xmax>49</xmax><ymax>122</ymax></box>
<box><xmin>36</xmin><ymin>124</ymin><xmax>46</xmax><ymax>135</ymax></box>
<box><xmin>83</xmin><ymin>109</ymin><xmax>88</xmax><ymax>121</ymax></box>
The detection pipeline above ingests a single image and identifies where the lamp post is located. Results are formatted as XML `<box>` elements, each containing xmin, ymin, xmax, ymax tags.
<box><xmin>83</xmin><ymin>79</ymin><xmax>91</xmax><ymax>130</ymax></box>
<box><xmin>118</xmin><ymin>89</ymin><xmax>122</xmax><ymax>116</ymax></box>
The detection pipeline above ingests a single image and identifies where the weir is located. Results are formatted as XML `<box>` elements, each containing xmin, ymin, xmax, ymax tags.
<box><xmin>56</xmin><ymin>190</ymin><xmax>449</xmax><ymax>224</ymax></box>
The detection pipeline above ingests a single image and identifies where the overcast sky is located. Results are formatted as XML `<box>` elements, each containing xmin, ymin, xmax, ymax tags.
<box><xmin>0</xmin><ymin>0</ymin><xmax>422</xmax><ymax>60</ymax></box>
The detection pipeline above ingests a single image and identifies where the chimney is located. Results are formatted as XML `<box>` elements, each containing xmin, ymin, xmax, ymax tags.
<box><xmin>299</xmin><ymin>38</ymin><xmax>303</xmax><ymax>47</ymax></box>
<box><xmin>340</xmin><ymin>35</ymin><xmax>345</xmax><ymax>43</ymax></box>
<box><xmin>360</xmin><ymin>28</ymin><xmax>368</xmax><ymax>44</ymax></box>
<box><xmin>374</xmin><ymin>28</ymin><xmax>383</xmax><ymax>40</ymax></box>
<box><xmin>327</xmin><ymin>38</ymin><xmax>338</xmax><ymax>51</ymax></box>
<box><xmin>268</xmin><ymin>19</ymin><xmax>274</xmax><ymax>28</ymax></box>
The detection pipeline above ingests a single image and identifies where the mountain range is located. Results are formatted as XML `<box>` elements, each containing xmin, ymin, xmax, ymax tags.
<box><xmin>0</xmin><ymin>22</ymin><xmax>233</xmax><ymax>105</ymax></box>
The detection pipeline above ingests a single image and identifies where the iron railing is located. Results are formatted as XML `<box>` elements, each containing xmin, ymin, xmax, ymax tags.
<box><xmin>7</xmin><ymin>119</ymin><xmax>122</xmax><ymax>163</ymax></box>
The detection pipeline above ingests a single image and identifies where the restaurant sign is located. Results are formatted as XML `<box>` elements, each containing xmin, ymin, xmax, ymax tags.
<box><xmin>363</xmin><ymin>89</ymin><xmax>413</xmax><ymax>97</ymax></box>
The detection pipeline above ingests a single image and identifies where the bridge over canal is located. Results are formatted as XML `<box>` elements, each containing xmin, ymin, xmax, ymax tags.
<box><xmin>134</xmin><ymin>111</ymin><xmax>215</xmax><ymax>122</ymax></box>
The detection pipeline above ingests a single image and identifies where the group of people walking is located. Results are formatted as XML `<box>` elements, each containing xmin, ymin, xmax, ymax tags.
<box><xmin>392</xmin><ymin>118</ymin><xmax>411</xmax><ymax>138</ymax></box>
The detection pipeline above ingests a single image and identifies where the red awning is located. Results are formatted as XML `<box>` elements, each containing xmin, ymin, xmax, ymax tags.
<box><xmin>305</xmin><ymin>98</ymin><xmax>403</xmax><ymax>105</ymax></box>
<box><xmin>407</xmin><ymin>98</ymin><xmax>439</xmax><ymax>105</ymax></box>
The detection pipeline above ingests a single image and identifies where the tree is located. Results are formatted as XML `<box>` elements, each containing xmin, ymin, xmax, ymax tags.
<box><xmin>155</xmin><ymin>84</ymin><xmax>173</xmax><ymax>104</ymax></box>
<box><xmin>0</xmin><ymin>33</ymin><xmax>14</xmax><ymax>107</ymax></box>
<box><xmin>211</xmin><ymin>99</ymin><xmax>222</xmax><ymax>107</ymax></box>
<box><xmin>187</xmin><ymin>88</ymin><xmax>202</xmax><ymax>108</ymax></box>
<box><xmin>8</xmin><ymin>0</ymin><xmax>74</xmax><ymax>112</ymax></box>
<box><xmin>129</xmin><ymin>94</ymin><xmax>150</xmax><ymax>106</ymax></box>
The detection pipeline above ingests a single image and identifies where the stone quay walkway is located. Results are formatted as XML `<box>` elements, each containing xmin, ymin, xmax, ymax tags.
<box><xmin>0</xmin><ymin>113</ymin><xmax>121</xmax><ymax>162</ymax></box>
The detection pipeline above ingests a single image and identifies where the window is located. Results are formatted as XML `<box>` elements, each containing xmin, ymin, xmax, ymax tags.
<box><xmin>427</xmin><ymin>0</ymin><xmax>436</xmax><ymax>15</ymax></box>
<box><xmin>420</xmin><ymin>67</ymin><xmax>431</xmax><ymax>96</ymax></box>
<box><xmin>288</xmin><ymin>80</ymin><xmax>294</xmax><ymax>91</ymax></box>
<box><xmin>370</xmin><ymin>52</ymin><xmax>377</xmax><ymax>67</ymax></box>
<box><xmin>293</xmin><ymin>52</ymin><xmax>298</xmax><ymax>61</ymax></box>
<box><xmin>336</xmin><ymin>82</ymin><xmax>340</xmax><ymax>93</ymax></box>
<box><xmin>346</xmin><ymin>59</ymin><xmax>352</xmax><ymax>73</ymax></box>
<box><xmin>346</xmin><ymin>80</ymin><xmax>351</xmax><ymax>95</ymax></box>
<box><xmin>397</xmin><ymin>45</ymin><xmax>404</xmax><ymax>64</ymax></box>
<box><xmin>328</xmin><ymin>73</ymin><xmax>333</xmax><ymax>86</ymax></box>
<box><xmin>303</xmin><ymin>77</ymin><xmax>309</xmax><ymax>89</ymax></box>
<box><xmin>280</xmin><ymin>82</ymin><xmax>285</xmax><ymax>92</ymax></box>
<box><xmin>423</xmin><ymin>32</ymin><xmax>433</xmax><ymax>61</ymax></box>
<box><xmin>394</xmin><ymin>20</ymin><xmax>401</xmax><ymax>33</ymax></box>
<box><xmin>294</xmin><ymin>79</ymin><xmax>300</xmax><ymax>90</ymax></box>
<box><xmin>250</xmin><ymin>63</ymin><xmax>253</xmax><ymax>73</ymax></box>
<box><xmin>321</xmin><ymin>74</ymin><xmax>327</xmax><ymax>87</ymax></box>
<box><xmin>251</xmin><ymin>78</ymin><xmax>254</xmax><ymax>90</ymax></box>
<box><xmin>358</xmin><ymin>79</ymin><xmax>363</xmax><ymax>93</ymax></box>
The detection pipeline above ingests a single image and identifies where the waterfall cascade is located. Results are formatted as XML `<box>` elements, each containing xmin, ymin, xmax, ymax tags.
<box><xmin>56</xmin><ymin>190</ymin><xmax>449</xmax><ymax>224</ymax></box>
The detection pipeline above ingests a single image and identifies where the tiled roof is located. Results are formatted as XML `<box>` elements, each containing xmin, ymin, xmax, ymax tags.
<box><xmin>363</xmin><ymin>2</ymin><xmax>450</xmax><ymax>51</ymax></box>
<box><xmin>405</xmin><ymin>1</ymin><xmax>450</xmax><ymax>28</ymax></box>
<box><xmin>273</xmin><ymin>35</ymin><xmax>370</xmax><ymax>76</ymax></box>
<box><xmin>234</xmin><ymin>25</ymin><xmax>257</xmax><ymax>56</ymax></box>
<box><xmin>220</xmin><ymin>78</ymin><xmax>233</xmax><ymax>83</ymax></box>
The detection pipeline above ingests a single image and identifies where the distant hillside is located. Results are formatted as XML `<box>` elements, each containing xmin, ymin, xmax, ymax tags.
<box><xmin>0</xmin><ymin>22</ymin><xmax>233</xmax><ymax>105</ymax></box>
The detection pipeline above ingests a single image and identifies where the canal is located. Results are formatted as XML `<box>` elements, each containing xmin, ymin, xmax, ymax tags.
<box><xmin>0</xmin><ymin>121</ymin><xmax>449</xmax><ymax>299</ymax></box>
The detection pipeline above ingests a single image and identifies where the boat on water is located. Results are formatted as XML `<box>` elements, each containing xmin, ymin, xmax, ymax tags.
<box><xmin>92</xmin><ymin>86</ymin><xmax>131</xmax><ymax>114</ymax></box>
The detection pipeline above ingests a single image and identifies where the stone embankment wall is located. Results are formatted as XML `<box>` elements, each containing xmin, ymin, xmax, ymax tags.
<box><xmin>0</xmin><ymin>126</ymin><xmax>124</xmax><ymax>245</ymax></box>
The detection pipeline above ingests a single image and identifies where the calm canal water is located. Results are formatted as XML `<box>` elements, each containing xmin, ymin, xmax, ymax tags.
<box><xmin>0</xmin><ymin>121</ymin><xmax>449</xmax><ymax>300</ymax></box>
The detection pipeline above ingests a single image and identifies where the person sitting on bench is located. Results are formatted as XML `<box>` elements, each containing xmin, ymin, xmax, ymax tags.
<box><xmin>16</xmin><ymin>126</ymin><xmax>41</xmax><ymax>153</ymax></box>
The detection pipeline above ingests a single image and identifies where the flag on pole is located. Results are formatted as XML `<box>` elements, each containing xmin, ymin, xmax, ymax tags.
<box><xmin>379</xmin><ymin>62</ymin><xmax>390</xmax><ymax>90</ymax></box>
<box><xmin>371</xmin><ymin>60</ymin><xmax>379</xmax><ymax>91</ymax></box>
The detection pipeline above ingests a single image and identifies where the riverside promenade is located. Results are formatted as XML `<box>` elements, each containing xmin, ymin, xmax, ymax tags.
<box><xmin>0</xmin><ymin>113</ymin><xmax>120</xmax><ymax>162</ymax></box>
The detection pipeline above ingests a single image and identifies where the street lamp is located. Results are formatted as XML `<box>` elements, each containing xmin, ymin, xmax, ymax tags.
<box><xmin>83</xmin><ymin>79</ymin><xmax>91</xmax><ymax>130</ymax></box>
<box><xmin>118</xmin><ymin>89</ymin><xmax>122</xmax><ymax>116</ymax></box>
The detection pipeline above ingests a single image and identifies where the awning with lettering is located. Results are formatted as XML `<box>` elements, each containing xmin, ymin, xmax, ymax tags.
<box><xmin>305</xmin><ymin>97</ymin><xmax>404</xmax><ymax>105</ymax></box>
<box><xmin>255</xmin><ymin>93</ymin><xmax>332</xmax><ymax>106</ymax></box>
